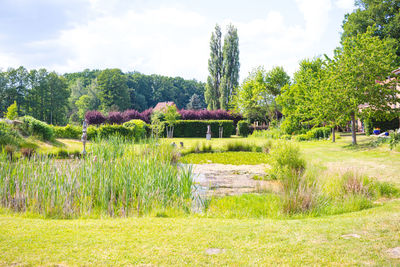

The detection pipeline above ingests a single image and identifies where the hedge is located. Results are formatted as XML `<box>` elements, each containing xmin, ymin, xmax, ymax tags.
<box><xmin>20</xmin><ymin>116</ymin><xmax>54</xmax><ymax>141</ymax></box>
<box><xmin>170</xmin><ymin>120</ymin><xmax>234</xmax><ymax>138</ymax></box>
<box><xmin>53</xmin><ymin>124</ymin><xmax>82</xmax><ymax>139</ymax></box>
<box><xmin>238</xmin><ymin>121</ymin><xmax>250</xmax><ymax>137</ymax></box>
<box><xmin>364</xmin><ymin>117</ymin><xmax>399</xmax><ymax>134</ymax></box>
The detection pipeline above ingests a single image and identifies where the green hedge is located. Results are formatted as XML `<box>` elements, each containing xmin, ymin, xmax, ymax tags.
<box><xmin>20</xmin><ymin>116</ymin><xmax>54</xmax><ymax>141</ymax></box>
<box><xmin>53</xmin><ymin>124</ymin><xmax>82</xmax><ymax>139</ymax></box>
<box><xmin>238</xmin><ymin>121</ymin><xmax>250</xmax><ymax>137</ymax></box>
<box><xmin>171</xmin><ymin>120</ymin><xmax>234</xmax><ymax>138</ymax></box>
<box><xmin>365</xmin><ymin>117</ymin><xmax>399</xmax><ymax>133</ymax></box>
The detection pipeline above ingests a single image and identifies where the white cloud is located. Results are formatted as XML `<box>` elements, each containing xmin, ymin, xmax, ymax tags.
<box><xmin>1</xmin><ymin>0</ymin><xmax>348</xmax><ymax>82</ymax></box>
<box><xmin>33</xmin><ymin>6</ymin><xmax>211</xmax><ymax>79</ymax></box>
<box><xmin>335</xmin><ymin>0</ymin><xmax>355</xmax><ymax>10</ymax></box>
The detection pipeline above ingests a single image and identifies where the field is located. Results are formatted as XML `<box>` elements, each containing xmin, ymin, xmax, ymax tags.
<box><xmin>0</xmin><ymin>135</ymin><xmax>399</xmax><ymax>265</ymax></box>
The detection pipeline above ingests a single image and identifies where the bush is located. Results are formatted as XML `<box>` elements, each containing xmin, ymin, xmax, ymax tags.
<box><xmin>178</xmin><ymin>109</ymin><xmax>242</xmax><ymax>124</ymax></box>
<box><xmin>85</xmin><ymin>111</ymin><xmax>106</xmax><ymax>125</ymax></box>
<box><xmin>107</xmin><ymin>111</ymin><xmax>124</xmax><ymax>124</ymax></box>
<box><xmin>87</xmin><ymin>126</ymin><xmax>98</xmax><ymax>140</ymax></box>
<box><xmin>0</xmin><ymin>121</ymin><xmax>24</xmax><ymax>147</ymax></box>
<box><xmin>20</xmin><ymin>116</ymin><xmax>54</xmax><ymax>141</ymax></box>
<box><xmin>306</xmin><ymin>127</ymin><xmax>331</xmax><ymax>139</ymax></box>
<box><xmin>237</xmin><ymin>121</ymin><xmax>250</xmax><ymax>137</ymax></box>
<box><xmin>171</xmin><ymin>120</ymin><xmax>234</xmax><ymax>138</ymax></box>
<box><xmin>123</xmin><ymin>119</ymin><xmax>148</xmax><ymax>139</ymax></box>
<box><xmin>294</xmin><ymin>134</ymin><xmax>310</xmax><ymax>142</ymax></box>
<box><xmin>98</xmin><ymin>125</ymin><xmax>135</xmax><ymax>139</ymax></box>
<box><xmin>122</xmin><ymin>109</ymin><xmax>142</xmax><ymax>122</ymax></box>
<box><xmin>53</xmin><ymin>124</ymin><xmax>82</xmax><ymax>139</ymax></box>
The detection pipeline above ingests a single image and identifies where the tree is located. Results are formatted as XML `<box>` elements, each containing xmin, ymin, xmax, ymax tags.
<box><xmin>334</xmin><ymin>26</ymin><xmax>398</xmax><ymax>144</ymax></box>
<box><xmin>97</xmin><ymin>69</ymin><xmax>130</xmax><ymax>112</ymax></box>
<box><xmin>75</xmin><ymin>95</ymin><xmax>92</xmax><ymax>121</ymax></box>
<box><xmin>46</xmin><ymin>72</ymin><xmax>70</xmax><ymax>125</ymax></box>
<box><xmin>342</xmin><ymin>0</ymin><xmax>400</xmax><ymax>62</ymax></box>
<box><xmin>265</xmin><ymin>66</ymin><xmax>290</xmax><ymax>119</ymax></box>
<box><xmin>164</xmin><ymin>104</ymin><xmax>181</xmax><ymax>138</ymax></box>
<box><xmin>234</xmin><ymin>67</ymin><xmax>270</xmax><ymax>122</ymax></box>
<box><xmin>220</xmin><ymin>24</ymin><xmax>240</xmax><ymax>110</ymax></box>
<box><xmin>277</xmin><ymin>59</ymin><xmax>326</xmax><ymax>134</ymax></box>
<box><xmin>186</xmin><ymin>93</ymin><xmax>203</xmax><ymax>110</ymax></box>
<box><xmin>5</xmin><ymin>101</ymin><xmax>18</xmax><ymax>120</ymax></box>
<box><xmin>205</xmin><ymin>24</ymin><xmax>223</xmax><ymax>110</ymax></box>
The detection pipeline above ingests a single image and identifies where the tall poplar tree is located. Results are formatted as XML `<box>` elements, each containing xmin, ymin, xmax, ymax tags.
<box><xmin>205</xmin><ymin>24</ymin><xmax>223</xmax><ymax>110</ymax></box>
<box><xmin>220</xmin><ymin>24</ymin><xmax>240</xmax><ymax>110</ymax></box>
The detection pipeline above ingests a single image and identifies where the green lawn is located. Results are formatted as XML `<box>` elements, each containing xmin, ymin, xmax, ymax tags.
<box><xmin>0</xmin><ymin>201</ymin><xmax>399</xmax><ymax>265</ymax></box>
<box><xmin>8</xmin><ymin>135</ymin><xmax>397</xmax><ymax>265</ymax></box>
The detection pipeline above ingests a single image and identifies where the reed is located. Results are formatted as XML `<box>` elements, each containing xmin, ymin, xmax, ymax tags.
<box><xmin>0</xmin><ymin>136</ymin><xmax>194</xmax><ymax>218</ymax></box>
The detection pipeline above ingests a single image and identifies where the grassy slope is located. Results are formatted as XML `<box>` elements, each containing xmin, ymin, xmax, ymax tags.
<box><xmin>0</xmin><ymin>201</ymin><xmax>399</xmax><ymax>265</ymax></box>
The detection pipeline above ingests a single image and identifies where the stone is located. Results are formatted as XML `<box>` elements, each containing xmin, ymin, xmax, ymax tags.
<box><xmin>205</xmin><ymin>248</ymin><xmax>225</xmax><ymax>255</ymax></box>
<box><xmin>387</xmin><ymin>247</ymin><xmax>400</xmax><ymax>259</ymax></box>
<box><xmin>341</xmin><ymin>234</ymin><xmax>361</xmax><ymax>239</ymax></box>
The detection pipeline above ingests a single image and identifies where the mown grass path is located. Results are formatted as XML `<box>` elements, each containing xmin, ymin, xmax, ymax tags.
<box><xmin>0</xmin><ymin>201</ymin><xmax>399</xmax><ymax>266</ymax></box>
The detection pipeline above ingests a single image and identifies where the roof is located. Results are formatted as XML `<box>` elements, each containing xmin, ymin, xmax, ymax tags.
<box><xmin>153</xmin><ymin>101</ymin><xmax>175</xmax><ymax>111</ymax></box>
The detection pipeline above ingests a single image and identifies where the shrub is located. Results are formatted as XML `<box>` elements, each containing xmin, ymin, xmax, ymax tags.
<box><xmin>171</xmin><ymin>120</ymin><xmax>234</xmax><ymax>138</ymax></box>
<box><xmin>85</xmin><ymin>110</ymin><xmax>106</xmax><ymax>125</ymax></box>
<box><xmin>123</xmin><ymin>119</ymin><xmax>148</xmax><ymax>139</ymax></box>
<box><xmin>294</xmin><ymin>134</ymin><xmax>310</xmax><ymax>142</ymax></box>
<box><xmin>0</xmin><ymin>122</ymin><xmax>24</xmax><ymax>147</ymax></box>
<box><xmin>98</xmin><ymin>125</ymin><xmax>135</xmax><ymax>139</ymax></box>
<box><xmin>178</xmin><ymin>109</ymin><xmax>242</xmax><ymax>124</ymax></box>
<box><xmin>306</xmin><ymin>127</ymin><xmax>331</xmax><ymax>139</ymax></box>
<box><xmin>53</xmin><ymin>124</ymin><xmax>82</xmax><ymax>139</ymax></box>
<box><xmin>122</xmin><ymin>109</ymin><xmax>142</xmax><ymax>122</ymax></box>
<box><xmin>107</xmin><ymin>111</ymin><xmax>124</xmax><ymax>124</ymax></box>
<box><xmin>140</xmin><ymin>108</ymin><xmax>153</xmax><ymax>123</ymax></box>
<box><xmin>87</xmin><ymin>126</ymin><xmax>98</xmax><ymax>140</ymax></box>
<box><xmin>237</xmin><ymin>121</ymin><xmax>250</xmax><ymax>137</ymax></box>
<box><xmin>20</xmin><ymin>116</ymin><xmax>54</xmax><ymax>141</ymax></box>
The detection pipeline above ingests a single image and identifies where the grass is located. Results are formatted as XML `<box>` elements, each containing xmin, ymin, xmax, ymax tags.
<box><xmin>0</xmin><ymin>200</ymin><xmax>399</xmax><ymax>265</ymax></box>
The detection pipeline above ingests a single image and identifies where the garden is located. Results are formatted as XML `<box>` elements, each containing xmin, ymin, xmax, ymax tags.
<box><xmin>1</xmin><ymin>105</ymin><xmax>400</xmax><ymax>265</ymax></box>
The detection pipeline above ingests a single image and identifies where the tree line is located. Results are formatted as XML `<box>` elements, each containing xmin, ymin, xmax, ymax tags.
<box><xmin>0</xmin><ymin>68</ymin><xmax>206</xmax><ymax>125</ymax></box>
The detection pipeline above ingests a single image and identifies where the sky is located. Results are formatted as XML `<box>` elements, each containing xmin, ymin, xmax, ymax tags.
<box><xmin>0</xmin><ymin>0</ymin><xmax>356</xmax><ymax>82</ymax></box>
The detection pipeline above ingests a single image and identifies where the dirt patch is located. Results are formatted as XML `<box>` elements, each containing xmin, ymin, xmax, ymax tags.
<box><xmin>191</xmin><ymin>163</ymin><xmax>280</xmax><ymax>196</ymax></box>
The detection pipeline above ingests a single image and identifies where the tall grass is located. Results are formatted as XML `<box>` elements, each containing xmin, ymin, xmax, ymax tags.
<box><xmin>0</xmin><ymin>136</ymin><xmax>194</xmax><ymax>218</ymax></box>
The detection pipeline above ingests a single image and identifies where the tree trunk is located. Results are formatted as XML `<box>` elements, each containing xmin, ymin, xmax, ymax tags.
<box><xmin>351</xmin><ymin>112</ymin><xmax>357</xmax><ymax>145</ymax></box>
<box><xmin>332</xmin><ymin>127</ymin><xmax>336</xmax><ymax>143</ymax></box>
